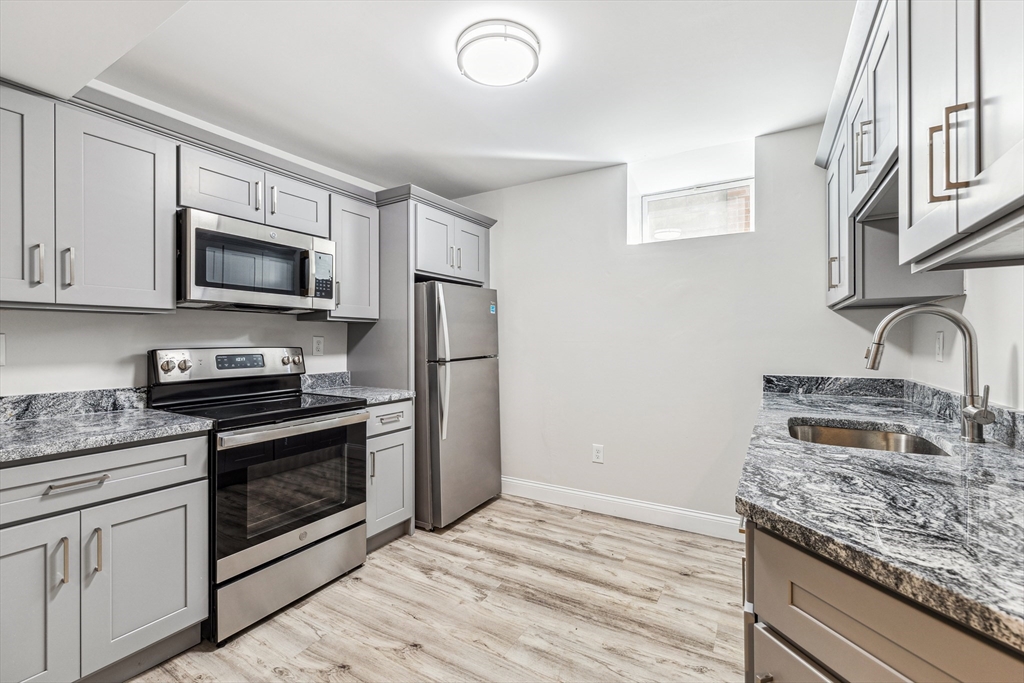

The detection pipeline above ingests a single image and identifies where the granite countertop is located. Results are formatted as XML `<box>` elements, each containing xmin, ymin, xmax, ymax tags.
<box><xmin>305</xmin><ymin>385</ymin><xmax>415</xmax><ymax>406</ymax></box>
<box><xmin>0</xmin><ymin>388</ymin><xmax>212</xmax><ymax>466</ymax></box>
<box><xmin>736</xmin><ymin>379</ymin><xmax>1024</xmax><ymax>652</ymax></box>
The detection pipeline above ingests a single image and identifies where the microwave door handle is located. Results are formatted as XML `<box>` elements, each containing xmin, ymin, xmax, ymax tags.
<box><xmin>304</xmin><ymin>250</ymin><xmax>316</xmax><ymax>297</ymax></box>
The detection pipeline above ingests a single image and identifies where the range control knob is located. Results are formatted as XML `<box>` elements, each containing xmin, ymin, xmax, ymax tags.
<box><xmin>292</xmin><ymin>355</ymin><xmax>302</xmax><ymax>366</ymax></box>
<box><xmin>178</xmin><ymin>359</ymin><xmax>193</xmax><ymax>372</ymax></box>
<box><xmin>281</xmin><ymin>356</ymin><xmax>291</xmax><ymax>366</ymax></box>
<box><xmin>160</xmin><ymin>359</ymin><xmax>176</xmax><ymax>374</ymax></box>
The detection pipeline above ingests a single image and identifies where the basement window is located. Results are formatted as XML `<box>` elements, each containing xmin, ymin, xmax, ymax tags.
<box><xmin>640</xmin><ymin>178</ymin><xmax>754</xmax><ymax>243</ymax></box>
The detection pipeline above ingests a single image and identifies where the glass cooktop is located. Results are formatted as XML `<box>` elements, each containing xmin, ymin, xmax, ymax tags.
<box><xmin>169</xmin><ymin>392</ymin><xmax>367</xmax><ymax>431</ymax></box>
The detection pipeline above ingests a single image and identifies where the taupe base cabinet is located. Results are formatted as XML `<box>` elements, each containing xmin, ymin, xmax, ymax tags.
<box><xmin>743</xmin><ymin>522</ymin><xmax>1024</xmax><ymax>682</ymax></box>
<box><xmin>0</xmin><ymin>436</ymin><xmax>209</xmax><ymax>683</ymax></box>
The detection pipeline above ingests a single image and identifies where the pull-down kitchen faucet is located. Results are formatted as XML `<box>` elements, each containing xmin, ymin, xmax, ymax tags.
<box><xmin>865</xmin><ymin>304</ymin><xmax>995</xmax><ymax>443</ymax></box>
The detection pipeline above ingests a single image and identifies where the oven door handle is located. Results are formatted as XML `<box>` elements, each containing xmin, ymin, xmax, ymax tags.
<box><xmin>217</xmin><ymin>411</ymin><xmax>370</xmax><ymax>450</ymax></box>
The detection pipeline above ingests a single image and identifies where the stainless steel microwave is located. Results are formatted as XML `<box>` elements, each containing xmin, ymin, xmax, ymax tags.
<box><xmin>177</xmin><ymin>208</ymin><xmax>335</xmax><ymax>313</ymax></box>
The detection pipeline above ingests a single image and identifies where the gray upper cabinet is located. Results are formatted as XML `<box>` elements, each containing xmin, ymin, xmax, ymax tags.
<box><xmin>415</xmin><ymin>202</ymin><xmax>455</xmax><ymax>277</ymax></box>
<box><xmin>864</xmin><ymin>0</ymin><xmax>898</xmax><ymax>183</ymax></box>
<box><xmin>454</xmin><ymin>218</ymin><xmax>486</xmax><ymax>284</ymax></box>
<box><xmin>178</xmin><ymin>145</ymin><xmax>265</xmax><ymax>223</ymax></box>
<box><xmin>0</xmin><ymin>85</ymin><xmax>54</xmax><ymax>305</ymax></box>
<box><xmin>826</xmin><ymin>123</ymin><xmax>853</xmax><ymax>307</ymax></box>
<box><xmin>265</xmin><ymin>171</ymin><xmax>330</xmax><ymax>238</ymax></box>
<box><xmin>330</xmin><ymin>194</ymin><xmax>379</xmax><ymax>320</ymax></box>
<box><xmin>79</xmin><ymin>480</ymin><xmax>208</xmax><ymax>677</ymax></box>
<box><xmin>366</xmin><ymin>427</ymin><xmax>414</xmax><ymax>538</ymax></box>
<box><xmin>0</xmin><ymin>512</ymin><xmax>81</xmax><ymax>683</ymax></box>
<box><xmin>847</xmin><ymin>72</ymin><xmax>872</xmax><ymax>209</ymax></box>
<box><xmin>55</xmin><ymin>105</ymin><xmax>176</xmax><ymax>310</ymax></box>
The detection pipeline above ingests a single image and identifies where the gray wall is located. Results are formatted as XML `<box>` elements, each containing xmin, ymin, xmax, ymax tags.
<box><xmin>0</xmin><ymin>308</ymin><xmax>347</xmax><ymax>395</ymax></box>
<box><xmin>456</xmin><ymin>124</ymin><xmax>915</xmax><ymax>519</ymax></box>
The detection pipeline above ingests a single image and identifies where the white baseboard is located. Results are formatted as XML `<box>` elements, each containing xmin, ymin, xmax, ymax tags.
<box><xmin>500</xmin><ymin>476</ymin><xmax>742</xmax><ymax>542</ymax></box>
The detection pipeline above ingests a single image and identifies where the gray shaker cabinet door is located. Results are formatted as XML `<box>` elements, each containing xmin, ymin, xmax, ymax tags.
<box><xmin>825</xmin><ymin>127</ymin><xmax>853</xmax><ymax>307</ymax></box>
<box><xmin>367</xmin><ymin>428</ymin><xmax>414</xmax><ymax>537</ymax></box>
<box><xmin>0</xmin><ymin>512</ymin><xmax>81</xmax><ymax>683</ymax></box>
<box><xmin>178</xmin><ymin>145</ymin><xmax>266</xmax><ymax>223</ymax></box>
<box><xmin>265</xmin><ymin>172</ymin><xmax>330</xmax><ymax>238</ymax></box>
<box><xmin>54</xmin><ymin>105</ymin><xmax>176</xmax><ymax>310</ymax></box>
<box><xmin>0</xmin><ymin>86</ymin><xmax>55</xmax><ymax>304</ymax></box>
<box><xmin>453</xmin><ymin>218</ymin><xmax>486</xmax><ymax>284</ymax></box>
<box><xmin>414</xmin><ymin>202</ymin><xmax>455</xmax><ymax>277</ymax></box>
<box><xmin>330</xmin><ymin>194</ymin><xmax>379</xmax><ymax>320</ymax></box>
<box><xmin>79</xmin><ymin>481</ymin><xmax>208</xmax><ymax>677</ymax></box>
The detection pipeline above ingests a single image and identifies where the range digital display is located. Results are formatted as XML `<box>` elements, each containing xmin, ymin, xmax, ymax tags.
<box><xmin>216</xmin><ymin>354</ymin><xmax>265</xmax><ymax>370</ymax></box>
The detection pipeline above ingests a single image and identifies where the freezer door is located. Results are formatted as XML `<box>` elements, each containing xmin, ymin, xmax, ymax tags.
<box><xmin>424</xmin><ymin>281</ymin><xmax>498</xmax><ymax>361</ymax></box>
<box><xmin>429</xmin><ymin>357</ymin><xmax>501</xmax><ymax>527</ymax></box>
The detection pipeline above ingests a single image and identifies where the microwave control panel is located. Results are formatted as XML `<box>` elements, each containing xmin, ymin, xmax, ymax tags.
<box><xmin>314</xmin><ymin>252</ymin><xmax>334</xmax><ymax>300</ymax></box>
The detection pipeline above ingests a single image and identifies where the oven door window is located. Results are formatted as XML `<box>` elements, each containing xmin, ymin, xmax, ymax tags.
<box><xmin>216</xmin><ymin>424</ymin><xmax>366</xmax><ymax>561</ymax></box>
<box><xmin>195</xmin><ymin>229</ymin><xmax>302</xmax><ymax>296</ymax></box>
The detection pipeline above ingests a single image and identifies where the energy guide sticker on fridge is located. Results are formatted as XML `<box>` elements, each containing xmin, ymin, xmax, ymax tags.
<box><xmin>490</xmin><ymin>304</ymin><xmax>496</xmax><ymax>314</ymax></box>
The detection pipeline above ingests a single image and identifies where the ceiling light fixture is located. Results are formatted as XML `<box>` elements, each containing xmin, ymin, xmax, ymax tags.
<box><xmin>456</xmin><ymin>20</ymin><xmax>540</xmax><ymax>87</ymax></box>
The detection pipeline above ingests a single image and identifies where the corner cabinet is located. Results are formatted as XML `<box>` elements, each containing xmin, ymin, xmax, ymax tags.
<box><xmin>899</xmin><ymin>0</ymin><xmax>1024</xmax><ymax>269</ymax></box>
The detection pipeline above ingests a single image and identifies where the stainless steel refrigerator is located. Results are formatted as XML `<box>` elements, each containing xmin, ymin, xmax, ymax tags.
<box><xmin>414</xmin><ymin>281</ymin><xmax>501</xmax><ymax>529</ymax></box>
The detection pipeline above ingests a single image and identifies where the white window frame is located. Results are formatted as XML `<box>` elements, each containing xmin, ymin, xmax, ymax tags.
<box><xmin>640</xmin><ymin>176</ymin><xmax>755</xmax><ymax>244</ymax></box>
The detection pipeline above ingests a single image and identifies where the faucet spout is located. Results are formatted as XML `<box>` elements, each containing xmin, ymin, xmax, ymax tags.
<box><xmin>864</xmin><ymin>304</ymin><xmax>992</xmax><ymax>442</ymax></box>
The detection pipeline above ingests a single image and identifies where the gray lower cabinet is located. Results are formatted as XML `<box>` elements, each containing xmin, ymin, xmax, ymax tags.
<box><xmin>79</xmin><ymin>480</ymin><xmax>208</xmax><ymax>677</ymax></box>
<box><xmin>264</xmin><ymin>171</ymin><xmax>330</xmax><ymax>238</ymax></box>
<box><xmin>55</xmin><ymin>105</ymin><xmax>176</xmax><ymax>310</ymax></box>
<box><xmin>0</xmin><ymin>512</ymin><xmax>81</xmax><ymax>683</ymax></box>
<box><xmin>366</xmin><ymin>418</ymin><xmax>414</xmax><ymax>538</ymax></box>
<box><xmin>0</xmin><ymin>85</ymin><xmax>54</xmax><ymax>305</ymax></box>
<box><xmin>178</xmin><ymin>145</ymin><xmax>265</xmax><ymax>223</ymax></box>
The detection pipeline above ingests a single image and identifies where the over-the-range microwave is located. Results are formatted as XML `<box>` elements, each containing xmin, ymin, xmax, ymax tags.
<box><xmin>177</xmin><ymin>208</ymin><xmax>335</xmax><ymax>313</ymax></box>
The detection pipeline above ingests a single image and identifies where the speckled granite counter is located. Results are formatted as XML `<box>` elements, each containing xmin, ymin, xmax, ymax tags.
<box><xmin>736</xmin><ymin>376</ymin><xmax>1024</xmax><ymax>652</ymax></box>
<box><xmin>0</xmin><ymin>388</ymin><xmax>212</xmax><ymax>466</ymax></box>
<box><xmin>305</xmin><ymin>386</ymin><xmax>414</xmax><ymax>406</ymax></box>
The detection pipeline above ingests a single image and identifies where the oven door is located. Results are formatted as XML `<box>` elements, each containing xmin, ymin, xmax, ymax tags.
<box><xmin>214</xmin><ymin>410</ymin><xmax>368</xmax><ymax>583</ymax></box>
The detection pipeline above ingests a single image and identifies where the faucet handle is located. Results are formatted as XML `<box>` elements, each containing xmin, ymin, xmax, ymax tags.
<box><xmin>965</xmin><ymin>385</ymin><xmax>996</xmax><ymax>426</ymax></box>
<box><xmin>979</xmin><ymin>385</ymin><xmax>990</xmax><ymax>410</ymax></box>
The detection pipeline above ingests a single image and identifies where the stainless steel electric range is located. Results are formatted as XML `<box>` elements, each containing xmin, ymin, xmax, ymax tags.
<box><xmin>148</xmin><ymin>347</ymin><xmax>368</xmax><ymax>644</ymax></box>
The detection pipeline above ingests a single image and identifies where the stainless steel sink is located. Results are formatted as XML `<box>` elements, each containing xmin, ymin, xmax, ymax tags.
<box><xmin>788</xmin><ymin>423</ymin><xmax>949</xmax><ymax>456</ymax></box>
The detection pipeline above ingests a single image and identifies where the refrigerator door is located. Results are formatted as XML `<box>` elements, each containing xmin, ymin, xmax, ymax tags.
<box><xmin>429</xmin><ymin>356</ymin><xmax>501</xmax><ymax>527</ymax></box>
<box><xmin>425</xmin><ymin>282</ymin><xmax>498</xmax><ymax>361</ymax></box>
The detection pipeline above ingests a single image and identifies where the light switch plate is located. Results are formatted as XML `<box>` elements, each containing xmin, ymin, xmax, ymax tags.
<box><xmin>312</xmin><ymin>336</ymin><xmax>325</xmax><ymax>356</ymax></box>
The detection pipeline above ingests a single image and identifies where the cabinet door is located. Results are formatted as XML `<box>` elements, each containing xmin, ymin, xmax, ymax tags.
<box><xmin>848</xmin><ymin>71</ymin><xmax>873</xmax><ymax>208</ymax></box>
<box><xmin>898</xmin><ymin>0</ymin><xmax>960</xmax><ymax>263</ymax></box>
<box><xmin>415</xmin><ymin>203</ymin><xmax>455</xmax><ymax>277</ymax></box>
<box><xmin>54</xmin><ymin>106</ymin><xmax>176</xmax><ymax>310</ymax></box>
<box><xmin>866</xmin><ymin>0</ymin><xmax>899</xmax><ymax>178</ymax></box>
<box><xmin>454</xmin><ymin>217</ymin><xmax>487</xmax><ymax>284</ymax></box>
<box><xmin>826</xmin><ymin>127</ymin><xmax>853</xmax><ymax>306</ymax></box>
<box><xmin>80</xmin><ymin>481</ymin><xmax>208</xmax><ymax>677</ymax></box>
<box><xmin>954</xmin><ymin>0</ymin><xmax>1024</xmax><ymax>234</ymax></box>
<box><xmin>265</xmin><ymin>171</ymin><xmax>330</xmax><ymax>238</ymax></box>
<box><xmin>178</xmin><ymin>145</ymin><xmax>265</xmax><ymax>222</ymax></box>
<box><xmin>0</xmin><ymin>86</ymin><xmax>55</xmax><ymax>304</ymax></box>
<box><xmin>0</xmin><ymin>512</ymin><xmax>80</xmax><ymax>683</ymax></box>
<box><xmin>366</xmin><ymin>428</ymin><xmax>414</xmax><ymax>537</ymax></box>
<box><xmin>330</xmin><ymin>194</ymin><xmax>379</xmax><ymax>320</ymax></box>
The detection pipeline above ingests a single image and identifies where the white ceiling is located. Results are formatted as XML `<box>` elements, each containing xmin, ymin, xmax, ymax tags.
<box><xmin>0</xmin><ymin>0</ymin><xmax>187</xmax><ymax>99</ymax></box>
<box><xmin>30</xmin><ymin>1</ymin><xmax>855</xmax><ymax>199</ymax></box>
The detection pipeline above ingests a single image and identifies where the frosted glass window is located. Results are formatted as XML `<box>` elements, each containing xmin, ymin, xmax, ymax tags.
<box><xmin>641</xmin><ymin>178</ymin><xmax>754</xmax><ymax>243</ymax></box>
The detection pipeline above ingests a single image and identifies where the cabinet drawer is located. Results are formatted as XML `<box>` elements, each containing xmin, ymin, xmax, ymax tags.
<box><xmin>366</xmin><ymin>400</ymin><xmax>413</xmax><ymax>438</ymax></box>
<box><xmin>0</xmin><ymin>436</ymin><xmax>208</xmax><ymax>526</ymax></box>
<box><xmin>753</xmin><ymin>623</ymin><xmax>836</xmax><ymax>682</ymax></box>
<box><xmin>754</xmin><ymin>530</ymin><xmax>1023</xmax><ymax>682</ymax></box>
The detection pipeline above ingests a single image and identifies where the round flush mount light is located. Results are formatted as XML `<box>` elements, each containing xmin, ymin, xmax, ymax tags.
<box><xmin>456</xmin><ymin>20</ymin><xmax>540</xmax><ymax>87</ymax></box>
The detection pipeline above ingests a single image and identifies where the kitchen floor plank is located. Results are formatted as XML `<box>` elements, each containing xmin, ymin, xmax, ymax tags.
<box><xmin>129</xmin><ymin>494</ymin><xmax>743</xmax><ymax>682</ymax></box>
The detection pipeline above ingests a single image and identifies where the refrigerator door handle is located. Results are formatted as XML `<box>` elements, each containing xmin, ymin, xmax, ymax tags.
<box><xmin>437</xmin><ymin>283</ymin><xmax>451</xmax><ymax>362</ymax></box>
<box><xmin>441</xmin><ymin>362</ymin><xmax>451</xmax><ymax>440</ymax></box>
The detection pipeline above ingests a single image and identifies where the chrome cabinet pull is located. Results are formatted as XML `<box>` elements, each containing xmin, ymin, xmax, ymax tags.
<box><xmin>457</xmin><ymin>247</ymin><xmax>462</xmax><ymax>269</ymax></box>
<box><xmin>271</xmin><ymin>186</ymin><xmax>278</xmax><ymax>215</ymax></box>
<box><xmin>255</xmin><ymin>180</ymin><xmax>262</xmax><ymax>211</ymax></box>
<box><xmin>370</xmin><ymin>451</ymin><xmax>376</xmax><ymax>478</ymax></box>
<box><xmin>449</xmin><ymin>245</ymin><xmax>454</xmax><ymax>266</ymax></box>
<box><xmin>827</xmin><ymin>256</ymin><xmax>838</xmax><ymax>290</ymax></box>
<box><xmin>378</xmin><ymin>412</ymin><xmax>403</xmax><ymax>425</ymax></box>
<box><xmin>927</xmin><ymin>125</ymin><xmax>952</xmax><ymax>204</ymax></box>
<box><xmin>36</xmin><ymin>243</ymin><xmax>45</xmax><ymax>284</ymax></box>
<box><xmin>61</xmin><ymin>536</ymin><xmax>69</xmax><ymax>584</ymax></box>
<box><xmin>335</xmin><ymin>280</ymin><xmax>340</xmax><ymax>306</ymax></box>
<box><xmin>65</xmin><ymin>247</ymin><xmax>76</xmax><ymax>286</ymax></box>
<box><xmin>95</xmin><ymin>528</ymin><xmax>103</xmax><ymax>572</ymax></box>
<box><xmin>45</xmin><ymin>473</ymin><xmax>110</xmax><ymax>494</ymax></box>
<box><xmin>856</xmin><ymin>120</ymin><xmax>872</xmax><ymax>174</ymax></box>
<box><xmin>943</xmin><ymin>103</ymin><xmax>970</xmax><ymax>191</ymax></box>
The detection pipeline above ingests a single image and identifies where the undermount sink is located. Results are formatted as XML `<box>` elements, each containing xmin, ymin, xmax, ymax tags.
<box><xmin>788</xmin><ymin>423</ymin><xmax>949</xmax><ymax>456</ymax></box>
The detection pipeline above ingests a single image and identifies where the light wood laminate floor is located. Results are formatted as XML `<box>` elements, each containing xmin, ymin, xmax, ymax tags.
<box><xmin>133</xmin><ymin>495</ymin><xmax>745</xmax><ymax>682</ymax></box>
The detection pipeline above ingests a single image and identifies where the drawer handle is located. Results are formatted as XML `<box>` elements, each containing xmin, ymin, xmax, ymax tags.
<box><xmin>755</xmin><ymin>675</ymin><xmax>774</xmax><ymax>683</ymax></box>
<box><xmin>45</xmin><ymin>473</ymin><xmax>110</xmax><ymax>494</ymax></box>
<box><xmin>61</xmin><ymin>536</ymin><xmax>69</xmax><ymax>584</ymax></box>
<box><xmin>95</xmin><ymin>527</ymin><xmax>103</xmax><ymax>573</ymax></box>
<box><xmin>378</xmin><ymin>412</ymin><xmax>404</xmax><ymax>425</ymax></box>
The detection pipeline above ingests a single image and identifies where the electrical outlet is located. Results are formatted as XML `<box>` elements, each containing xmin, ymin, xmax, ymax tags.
<box><xmin>312</xmin><ymin>336</ymin><xmax>325</xmax><ymax>356</ymax></box>
<box><xmin>935</xmin><ymin>331</ymin><xmax>944</xmax><ymax>362</ymax></box>
<box><xmin>592</xmin><ymin>444</ymin><xmax>604</xmax><ymax>464</ymax></box>
<box><xmin>0</xmin><ymin>333</ymin><xmax>5</xmax><ymax>366</ymax></box>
